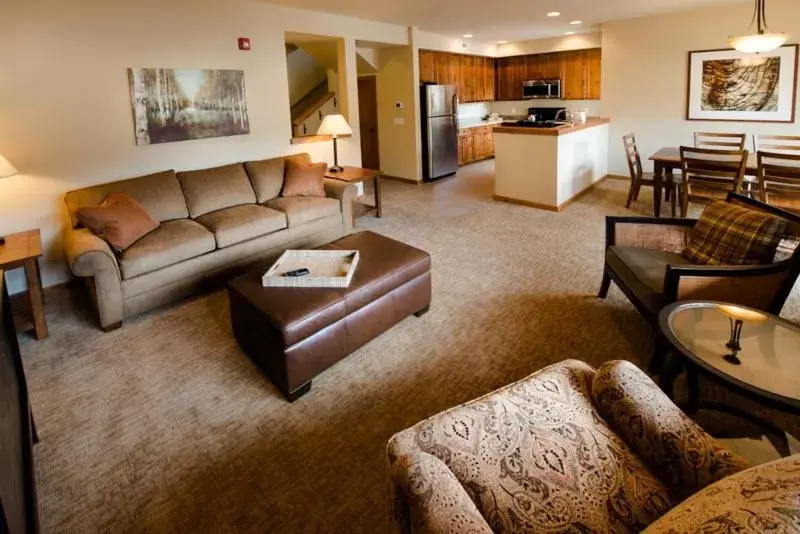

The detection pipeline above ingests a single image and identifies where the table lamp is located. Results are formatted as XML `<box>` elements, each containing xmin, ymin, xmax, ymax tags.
<box><xmin>0</xmin><ymin>154</ymin><xmax>18</xmax><ymax>245</ymax></box>
<box><xmin>317</xmin><ymin>114</ymin><xmax>352</xmax><ymax>173</ymax></box>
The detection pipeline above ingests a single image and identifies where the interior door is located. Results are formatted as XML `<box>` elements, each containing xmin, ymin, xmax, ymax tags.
<box><xmin>357</xmin><ymin>76</ymin><xmax>380</xmax><ymax>171</ymax></box>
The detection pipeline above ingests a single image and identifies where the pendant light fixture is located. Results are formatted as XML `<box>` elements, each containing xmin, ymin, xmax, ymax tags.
<box><xmin>728</xmin><ymin>0</ymin><xmax>789</xmax><ymax>54</ymax></box>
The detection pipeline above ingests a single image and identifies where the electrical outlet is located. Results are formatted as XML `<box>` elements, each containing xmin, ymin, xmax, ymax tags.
<box><xmin>511</xmin><ymin>107</ymin><xmax>517</xmax><ymax>114</ymax></box>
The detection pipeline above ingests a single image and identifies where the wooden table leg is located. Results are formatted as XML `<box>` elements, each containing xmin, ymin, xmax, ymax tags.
<box><xmin>653</xmin><ymin>162</ymin><xmax>664</xmax><ymax>218</ymax></box>
<box><xmin>25</xmin><ymin>258</ymin><xmax>48</xmax><ymax>340</ymax></box>
<box><xmin>666</xmin><ymin>169</ymin><xmax>677</xmax><ymax>218</ymax></box>
<box><xmin>374</xmin><ymin>175</ymin><xmax>383</xmax><ymax>218</ymax></box>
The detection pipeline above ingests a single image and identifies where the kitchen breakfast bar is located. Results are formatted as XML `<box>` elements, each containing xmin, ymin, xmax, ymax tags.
<box><xmin>493</xmin><ymin>118</ymin><xmax>610</xmax><ymax>212</ymax></box>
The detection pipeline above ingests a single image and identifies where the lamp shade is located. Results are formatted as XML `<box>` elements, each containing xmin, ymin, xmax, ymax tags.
<box><xmin>317</xmin><ymin>114</ymin><xmax>353</xmax><ymax>137</ymax></box>
<box><xmin>729</xmin><ymin>32</ymin><xmax>789</xmax><ymax>53</ymax></box>
<box><xmin>0</xmin><ymin>154</ymin><xmax>18</xmax><ymax>179</ymax></box>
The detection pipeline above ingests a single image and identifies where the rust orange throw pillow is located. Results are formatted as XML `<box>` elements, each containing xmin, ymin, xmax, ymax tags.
<box><xmin>281</xmin><ymin>159</ymin><xmax>327</xmax><ymax>198</ymax></box>
<box><xmin>77</xmin><ymin>193</ymin><xmax>159</xmax><ymax>252</ymax></box>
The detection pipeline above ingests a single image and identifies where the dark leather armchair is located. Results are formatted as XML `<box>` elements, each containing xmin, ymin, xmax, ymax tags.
<box><xmin>598</xmin><ymin>193</ymin><xmax>800</xmax><ymax>369</ymax></box>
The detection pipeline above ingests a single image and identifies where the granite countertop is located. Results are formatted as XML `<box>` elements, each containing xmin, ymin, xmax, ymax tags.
<box><xmin>458</xmin><ymin>118</ymin><xmax>505</xmax><ymax>130</ymax></box>
<box><xmin>494</xmin><ymin>118</ymin><xmax>611</xmax><ymax>137</ymax></box>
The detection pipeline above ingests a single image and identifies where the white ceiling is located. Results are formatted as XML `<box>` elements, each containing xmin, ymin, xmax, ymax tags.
<box><xmin>263</xmin><ymin>0</ymin><xmax>749</xmax><ymax>42</ymax></box>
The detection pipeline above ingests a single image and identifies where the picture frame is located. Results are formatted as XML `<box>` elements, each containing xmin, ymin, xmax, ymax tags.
<box><xmin>686</xmin><ymin>44</ymin><xmax>799</xmax><ymax>123</ymax></box>
<box><xmin>128</xmin><ymin>68</ymin><xmax>250</xmax><ymax>145</ymax></box>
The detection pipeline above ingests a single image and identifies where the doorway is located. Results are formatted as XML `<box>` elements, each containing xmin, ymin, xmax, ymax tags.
<box><xmin>357</xmin><ymin>76</ymin><xmax>380</xmax><ymax>170</ymax></box>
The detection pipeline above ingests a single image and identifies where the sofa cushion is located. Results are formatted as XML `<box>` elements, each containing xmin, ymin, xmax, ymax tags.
<box><xmin>65</xmin><ymin>170</ymin><xmax>189</xmax><ymax>228</ymax></box>
<box><xmin>119</xmin><ymin>220</ymin><xmax>215</xmax><ymax>280</ymax></box>
<box><xmin>244</xmin><ymin>154</ymin><xmax>313</xmax><ymax>203</ymax></box>
<box><xmin>606</xmin><ymin>246</ymin><xmax>693</xmax><ymax>314</ymax></box>
<box><xmin>282</xmin><ymin>159</ymin><xmax>327</xmax><ymax>198</ymax></box>
<box><xmin>592</xmin><ymin>361</ymin><xmax>749</xmax><ymax>502</ymax></box>
<box><xmin>683</xmin><ymin>200</ymin><xmax>787</xmax><ymax>265</ymax></box>
<box><xmin>177</xmin><ymin>163</ymin><xmax>257</xmax><ymax>219</ymax></box>
<box><xmin>244</xmin><ymin>158</ymin><xmax>285</xmax><ymax>203</ymax></box>
<box><xmin>196</xmin><ymin>205</ymin><xmax>287</xmax><ymax>249</ymax></box>
<box><xmin>265</xmin><ymin>197</ymin><xmax>340</xmax><ymax>227</ymax></box>
<box><xmin>390</xmin><ymin>451</ymin><xmax>492</xmax><ymax>534</ymax></box>
<box><xmin>643</xmin><ymin>455</ymin><xmax>800</xmax><ymax>534</ymax></box>
<box><xmin>77</xmin><ymin>193</ymin><xmax>160</xmax><ymax>252</ymax></box>
<box><xmin>388</xmin><ymin>360</ymin><xmax>674</xmax><ymax>533</ymax></box>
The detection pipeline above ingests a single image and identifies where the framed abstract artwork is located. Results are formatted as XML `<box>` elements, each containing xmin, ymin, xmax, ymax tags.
<box><xmin>686</xmin><ymin>45</ymin><xmax>799</xmax><ymax>123</ymax></box>
<box><xmin>128</xmin><ymin>68</ymin><xmax>250</xmax><ymax>145</ymax></box>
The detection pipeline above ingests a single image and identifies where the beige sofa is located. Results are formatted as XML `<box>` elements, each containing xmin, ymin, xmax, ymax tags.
<box><xmin>64</xmin><ymin>153</ymin><xmax>357</xmax><ymax>331</ymax></box>
<box><xmin>388</xmin><ymin>360</ymin><xmax>800</xmax><ymax>533</ymax></box>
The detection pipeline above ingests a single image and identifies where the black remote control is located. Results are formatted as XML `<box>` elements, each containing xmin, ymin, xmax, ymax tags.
<box><xmin>283</xmin><ymin>268</ymin><xmax>310</xmax><ymax>277</ymax></box>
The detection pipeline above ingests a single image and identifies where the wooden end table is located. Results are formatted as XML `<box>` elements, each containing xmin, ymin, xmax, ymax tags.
<box><xmin>658</xmin><ymin>301</ymin><xmax>800</xmax><ymax>456</ymax></box>
<box><xmin>0</xmin><ymin>230</ymin><xmax>48</xmax><ymax>340</ymax></box>
<box><xmin>326</xmin><ymin>166</ymin><xmax>382</xmax><ymax>226</ymax></box>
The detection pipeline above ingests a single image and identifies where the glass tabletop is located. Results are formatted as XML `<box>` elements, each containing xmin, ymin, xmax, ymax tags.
<box><xmin>666</xmin><ymin>302</ymin><xmax>800</xmax><ymax>404</ymax></box>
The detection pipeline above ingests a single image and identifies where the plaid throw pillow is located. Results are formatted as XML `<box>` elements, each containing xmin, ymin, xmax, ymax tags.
<box><xmin>683</xmin><ymin>201</ymin><xmax>787</xmax><ymax>265</ymax></box>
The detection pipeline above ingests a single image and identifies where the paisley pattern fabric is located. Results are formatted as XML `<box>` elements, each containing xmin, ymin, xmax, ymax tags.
<box><xmin>591</xmin><ymin>361</ymin><xmax>750</xmax><ymax>501</ymax></box>
<box><xmin>390</xmin><ymin>451</ymin><xmax>493</xmax><ymax>534</ymax></box>
<box><xmin>643</xmin><ymin>454</ymin><xmax>800</xmax><ymax>533</ymax></box>
<box><xmin>388</xmin><ymin>360</ymin><xmax>674</xmax><ymax>533</ymax></box>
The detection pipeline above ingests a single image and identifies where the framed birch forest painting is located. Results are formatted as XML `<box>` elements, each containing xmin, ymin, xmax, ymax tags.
<box><xmin>128</xmin><ymin>68</ymin><xmax>250</xmax><ymax>145</ymax></box>
<box><xmin>686</xmin><ymin>45</ymin><xmax>799</xmax><ymax>123</ymax></box>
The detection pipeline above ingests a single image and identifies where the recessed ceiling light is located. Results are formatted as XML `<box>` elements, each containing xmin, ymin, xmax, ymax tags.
<box><xmin>570</xmin><ymin>20</ymin><xmax>582</xmax><ymax>25</ymax></box>
<box><xmin>547</xmin><ymin>12</ymin><xmax>561</xmax><ymax>17</ymax></box>
<box><xmin>564</xmin><ymin>31</ymin><xmax>576</xmax><ymax>35</ymax></box>
<box><xmin>463</xmin><ymin>34</ymin><xmax>474</xmax><ymax>38</ymax></box>
<box><xmin>497</xmin><ymin>40</ymin><xmax>509</xmax><ymax>44</ymax></box>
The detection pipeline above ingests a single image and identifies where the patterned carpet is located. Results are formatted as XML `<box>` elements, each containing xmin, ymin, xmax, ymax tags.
<box><xmin>20</xmin><ymin>161</ymin><xmax>800</xmax><ymax>533</ymax></box>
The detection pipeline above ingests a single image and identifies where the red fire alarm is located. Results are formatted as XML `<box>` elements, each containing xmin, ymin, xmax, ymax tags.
<box><xmin>238</xmin><ymin>38</ymin><xmax>251</xmax><ymax>51</ymax></box>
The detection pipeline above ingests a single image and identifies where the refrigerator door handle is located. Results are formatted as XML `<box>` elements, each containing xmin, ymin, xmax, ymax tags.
<box><xmin>453</xmin><ymin>93</ymin><xmax>459</xmax><ymax>129</ymax></box>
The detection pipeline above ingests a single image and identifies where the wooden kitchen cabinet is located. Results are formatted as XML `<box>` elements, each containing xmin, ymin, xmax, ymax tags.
<box><xmin>458</xmin><ymin>125</ymin><xmax>496</xmax><ymax>165</ymax></box>
<box><xmin>494</xmin><ymin>48</ymin><xmax>600</xmax><ymax>101</ymax></box>
<box><xmin>419</xmin><ymin>50</ymin><xmax>497</xmax><ymax>103</ymax></box>
<box><xmin>562</xmin><ymin>50</ymin><xmax>585</xmax><ymax>100</ymax></box>
<box><xmin>419</xmin><ymin>50</ymin><xmax>436</xmax><ymax>83</ymax></box>
<box><xmin>585</xmin><ymin>48</ymin><xmax>602</xmax><ymax>100</ymax></box>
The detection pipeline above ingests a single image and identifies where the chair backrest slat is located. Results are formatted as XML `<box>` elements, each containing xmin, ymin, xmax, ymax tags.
<box><xmin>695</xmin><ymin>132</ymin><xmax>747</xmax><ymax>150</ymax></box>
<box><xmin>757</xmin><ymin>151</ymin><xmax>800</xmax><ymax>214</ymax></box>
<box><xmin>622</xmin><ymin>134</ymin><xmax>643</xmax><ymax>180</ymax></box>
<box><xmin>754</xmin><ymin>134</ymin><xmax>800</xmax><ymax>155</ymax></box>
<box><xmin>681</xmin><ymin>146</ymin><xmax>748</xmax><ymax>205</ymax></box>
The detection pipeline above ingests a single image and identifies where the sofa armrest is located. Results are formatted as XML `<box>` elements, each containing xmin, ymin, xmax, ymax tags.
<box><xmin>324</xmin><ymin>179</ymin><xmax>358</xmax><ymax>233</ymax></box>
<box><xmin>606</xmin><ymin>216</ymin><xmax>697</xmax><ymax>253</ymax></box>
<box><xmin>643</xmin><ymin>455</ymin><xmax>800</xmax><ymax>533</ymax></box>
<box><xmin>664</xmin><ymin>263</ymin><xmax>793</xmax><ymax>314</ymax></box>
<box><xmin>592</xmin><ymin>361</ymin><xmax>749</xmax><ymax>502</ymax></box>
<box><xmin>64</xmin><ymin>228</ymin><xmax>124</xmax><ymax>330</ymax></box>
<box><xmin>388</xmin><ymin>451</ymin><xmax>492</xmax><ymax>534</ymax></box>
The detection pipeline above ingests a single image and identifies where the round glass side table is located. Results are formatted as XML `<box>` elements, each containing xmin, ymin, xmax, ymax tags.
<box><xmin>658</xmin><ymin>301</ymin><xmax>800</xmax><ymax>456</ymax></box>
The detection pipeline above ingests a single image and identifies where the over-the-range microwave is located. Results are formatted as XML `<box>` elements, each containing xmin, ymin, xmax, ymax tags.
<box><xmin>523</xmin><ymin>79</ymin><xmax>562</xmax><ymax>100</ymax></box>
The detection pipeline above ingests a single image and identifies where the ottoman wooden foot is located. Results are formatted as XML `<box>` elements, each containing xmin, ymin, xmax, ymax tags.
<box><xmin>286</xmin><ymin>381</ymin><xmax>312</xmax><ymax>402</ymax></box>
<box><xmin>414</xmin><ymin>305</ymin><xmax>430</xmax><ymax>317</ymax></box>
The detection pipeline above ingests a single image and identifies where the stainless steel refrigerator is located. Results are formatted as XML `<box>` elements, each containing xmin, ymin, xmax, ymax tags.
<box><xmin>421</xmin><ymin>84</ymin><xmax>459</xmax><ymax>181</ymax></box>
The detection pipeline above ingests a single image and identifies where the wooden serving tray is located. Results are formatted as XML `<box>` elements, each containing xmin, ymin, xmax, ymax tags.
<box><xmin>262</xmin><ymin>249</ymin><xmax>360</xmax><ymax>288</ymax></box>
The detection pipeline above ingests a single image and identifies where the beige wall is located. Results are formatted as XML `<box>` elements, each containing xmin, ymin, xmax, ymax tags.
<box><xmin>376</xmin><ymin>43</ymin><xmax>421</xmax><ymax>181</ymax></box>
<box><xmin>602</xmin><ymin>0</ymin><xmax>800</xmax><ymax>176</ymax></box>
<box><xmin>416</xmin><ymin>31</ymin><xmax>498</xmax><ymax>57</ymax></box>
<box><xmin>0</xmin><ymin>0</ymin><xmax>407</xmax><ymax>291</ymax></box>
<box><xmin>498</xmin><ymin>32</ymin><xmax>602</xmax><ymax>57</ymax></box>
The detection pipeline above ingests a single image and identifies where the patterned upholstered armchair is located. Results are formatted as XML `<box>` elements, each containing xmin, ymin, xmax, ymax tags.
<box><xmin>387</xmin><ymin>360</ymin><xmax>800</xmax><ymax>534</ymax></box>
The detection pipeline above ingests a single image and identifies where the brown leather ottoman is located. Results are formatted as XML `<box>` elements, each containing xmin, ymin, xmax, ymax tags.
<box><xmin>228</xmin><ymin>231</ymin><xmax>432</xmax><ymax>401</ymax></box>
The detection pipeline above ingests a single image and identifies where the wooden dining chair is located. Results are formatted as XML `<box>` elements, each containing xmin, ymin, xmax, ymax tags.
<box><xmin>757</xmin><ymin>151</ymin><xmax>800</xmax><ymax>213</ymax></box>
<box><xmin>679</xmin><ymin>146</ymin><xmax>748</xmax><ymax>217</ymax></box>
<box><xmin>623</xmin><ymin>134</ymin><xmax>679</xmax><ymax>213</ymax></box>
<box><xmin>754</xmin><ymin>134</ymin><xmax>800</xmax><ymax>155</ymax></box>
<box><xmin>694</xmin><ymin>132</ymin><xmax>747</xmax><ymax>150</ymax></box>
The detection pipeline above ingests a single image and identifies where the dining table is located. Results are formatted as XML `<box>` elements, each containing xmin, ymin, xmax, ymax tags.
<box><xmin>649</xmin><ymin>147</ymin><xmax>759</xmax><ymax>218</ymax></box>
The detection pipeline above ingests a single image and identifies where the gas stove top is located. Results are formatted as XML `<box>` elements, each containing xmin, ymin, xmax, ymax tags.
<box><xmin>512</xmin><ymin>120</ymin><xmax>562</xmax><ymax>129</ymax></box>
